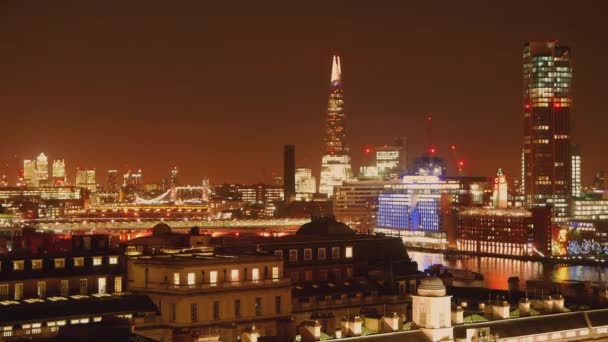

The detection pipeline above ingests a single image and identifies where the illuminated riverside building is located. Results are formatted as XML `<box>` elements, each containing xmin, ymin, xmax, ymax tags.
<box><xmin>333</xmin><ymin>180</ymin><xmax>397</xmax><ymax>232</ymax></box>
<box><xmin>492</xmin><ymin>169</ymin><xmax>508</xmax><ymax>209</ymax></box>
<box><xmin>522</xmin><ymin>41</ymin><xmax>573</xmax><ymax>220</ymax></box>
<box><xmin>456</xmin><ymin>207</ymin><xmax>535</xmax><ymax>256</ymax></box>
<box><xmin>572</xmin><ymin>144</ymin><xmax>581</xmax><ymax>198</ymax></box>
<box><xmin>319</xmin><ymin>55</ymin><xmax>353</xmax><ymax>197</ymax></box>
<box><xmin>75</xmin><ymin>168</ymin><xmax>97</xmax><ymax>192</ymax></box>
<box><xmin>295</xmin><ymin>168</ymin><xmax>316</xmax><ymax>201</ymax></box>
<box><xmin>235</xmin><ymin>183</ymin><xmax>283</xmax><ymax>204</ymax></box>
<box><xmin>572</xmin><ymin>193</ymin><xmax>608</xmax><ymax>220</ymax></box>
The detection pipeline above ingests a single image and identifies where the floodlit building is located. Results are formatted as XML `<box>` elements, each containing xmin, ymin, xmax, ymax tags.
<box><xmin>572</xmin><ymin>192</ymin><xmax>608</xmax><ymax>220</ymax></box>
<box><xmin>376</xmin><ymin>176</ymin><xmax>487</xmax><ymax>248</ymax></box>
<box><xmin>319</xmin><ymin>55</ymin><xmax>353</xmax><ymax>197</ymax></box>
<box><xmin>492</xmin><ymin>169</ymin><xmax>508</xmax><ymax>209</ymax></box>
<box><xmin>52</xmin><ymin>160</ymin><xmax>66</xmax><ymax>186</ymax></box>
<box><xmin>572</xmin><ymin>144</ymin><xmax>581</xmax><ymax>198</ymax></box>
<box><xmin>376</xmin><ymin>138</ymin><xmax>406</xmax><ymax>180</ymax></box>
<box><xmin>75</xmin><ymin>168</ymin><xmax>97</xmax><ymax>192</ymax></box>
<box><xmin>522</xmin><ymin>41</ymin><xmax>574</xmax><ymax>220</ymax></box>
<box><xmin>35</xmin><ymin>153</ymin><xmax>49</xmax><ymax>185</ymax></box>
<box><xmin>127</xmin><ymin>251</ymin><xmax>291</xmax><ymax>342</ymax></box>
<box><xmin>23</xmin><ymin>160</ymin><xmax>37</xmax><ymax>187</ymax></box>
<box><xmin>295</xmin><ymin>168</ymin><xmax>316</xmax><ymax>201</ymax></box>
<box><xmin>333</xmin><ymin>180</ymin><xmax>397</xmax><ymax>232</ymax></box>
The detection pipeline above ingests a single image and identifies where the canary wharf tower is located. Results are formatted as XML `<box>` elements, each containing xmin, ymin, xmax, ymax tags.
<box><xmin>319</xmin><ymin>55</ymin><xmax>353</xmax><ymax>197</ymax></box>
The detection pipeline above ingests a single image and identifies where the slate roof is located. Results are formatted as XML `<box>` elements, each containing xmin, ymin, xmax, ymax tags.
<box><xmin>0</xmin><ymin>293</ymin><xmax>157</xmax><ymax>323</ymax></box>
<box><xmin>454</xmin><ymin>311</ymin><xmax>589</xmax><ymax>339</ymax></box>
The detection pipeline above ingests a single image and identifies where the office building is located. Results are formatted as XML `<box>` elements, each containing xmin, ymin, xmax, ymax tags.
<box><xmin>35</xmin><ymin>153</ymin><xmax>49</xmax><ymax>185</ymax></box>
<box><xmin>457</xmin><ymin>207</ymin><xmax>536</xmax><ymax>256</ymax></box>
<box><xmin>522</xmin><ymin>41</ymin><xmax>573</xmax><ymax>220</ymax></box>
<box><xmin>333</xmin><ymin>180</ymin><xmax>397</xmax><ymax>232</ymax></box>
<box><xmin>23</xmin><ymin>160</ymin><xmax>37</xmax><ymax>187</ymax></box>
<box><xmin>572</xmin><ymin>144</ymin><xmax>582</xmax><ymax>198</ymax></box>
<box><xmin>376</xmin><ymin>176</ymin><xmax>487</xmax><ymax>248</ymax></box>
<box><xmin>284</xmin><ymin>145</ymin><xmax>296</xmax><ymax>203</ymax></box>
<box><xmin>52</xmin><ymin>160</ymin><xmax>66</xmax><ymax>186</ymax></box>
<box><xmin>376</xmin><ymin>137</ymin><xmax>406</xmax><ymax>180</ymax></box>
<box><xmin>319</xmin><ymin>55</ymin><xmax>353</xmax><ymax>197</ymax></box>
<box><xmin>411</xmin><ymin>155</ymin><xmax>447</xmax><ymax>177</ymax></box>
<box><xmin>593</xmin><ymin>171</ymin><xmax>605</xmax><ymax>192</ymax></box>
<box><xmin>75</xmin><ymin>169</ymin><xmax>97</xmax><ymax>192</ymax></box>
<box><xmin>572</xmin><ymin>192</ymin><xmax>608</xmax><ymax>220</ymax></box>
<box><xmin>295</xmin><ymin>168</ymin><xmax>316</xmax><ymax>201</ymax></box>
<box><xmin>106</xmin><ymin>170</ymin><xmax>119</xmax><ymax>192</ymax></box>
<box><xmin>169</xmin><ymin>166</ymin><xmax>178</xmax><ymax>187</ymax></box>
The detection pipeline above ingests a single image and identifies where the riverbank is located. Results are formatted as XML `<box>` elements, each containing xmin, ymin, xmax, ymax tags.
<box><xmin>406</xmin><ymin>246</ymin><xmax>607</xmax><ymax>266</ymax></box>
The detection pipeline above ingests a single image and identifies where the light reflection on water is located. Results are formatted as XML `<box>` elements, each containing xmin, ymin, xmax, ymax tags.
<box><xmin>409</xmin><ymin>251</ymin><xmax>606</xmax><ymax>290</ymax></box>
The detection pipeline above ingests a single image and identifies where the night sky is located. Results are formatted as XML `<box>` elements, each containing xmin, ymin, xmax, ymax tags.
<box><xmin>1</xmin><ymin>1</ymin><xmax>606</xmax><ymax>185</ymax></box>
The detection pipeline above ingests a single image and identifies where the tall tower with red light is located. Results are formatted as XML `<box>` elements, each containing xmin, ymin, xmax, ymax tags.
<box><xmin>522</xmin><ymin>41</ymin><xmax>573</xmax><ymax>220</ymax></box>
<box><xmin>319</xmin><ymin>55</ymin><xmax>354</xmax><ymax>197</ymax></box>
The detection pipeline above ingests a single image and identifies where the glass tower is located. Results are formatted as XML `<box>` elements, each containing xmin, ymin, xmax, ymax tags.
<box><xmin>319</xmin><ymin>55</ymin><xmax>353</xmax><ymax>197</ymax></box>
<box><xmin>522</xmin><ymin>41</ymin><xmax>573</xmax><ymax>220</ymax></box>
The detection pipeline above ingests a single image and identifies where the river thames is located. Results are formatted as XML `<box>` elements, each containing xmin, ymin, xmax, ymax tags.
<box><xmin>409</xmin><ymin>251</ymin><xmax>606</xmax><ymax>290</ymax></box>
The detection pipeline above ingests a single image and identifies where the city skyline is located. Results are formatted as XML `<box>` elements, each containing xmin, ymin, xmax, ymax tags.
<box><xmin>1</xmin><ymin>2</ymin><xmax>607</xmax><ymax>185</ymax></box>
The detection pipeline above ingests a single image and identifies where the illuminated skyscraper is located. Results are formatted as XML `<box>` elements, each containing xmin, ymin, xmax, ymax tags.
<box><xmin>52</xmin><ymin>159</ymin><xmax>66</xmax><ymax>185</ymax></box>
<box><xmin>571</xmin><ymin>145</ymin><xmax>581</xmax><ymax>198</ymax></box>
<box><xmin>107</xmin><ymin>169</ymin><xmax>119</xmax><ymax>192</ymax></box>
<box><xmin>295</xmin><ymin>168</ymin><xmax>316</xmax><ymax>201</ymax></box>
<box><xmin>522</xmin><ymin>41</ymin><xmax>573</xmax><ymax>219</ymax></box>
<box><xmin>75</xmin><ymin>168</ymin><xmax>97</xmax><ymax>192</ymax></box>
<box><xmin>35</xmin><ymin>153</ymin><xmax>49</xmax><ymax>184</ymax></box>
<box><xmin>319</xmin><ymin>55</ymin><xmax>353</xmax><ymax>197</ymax></box>
<box><xmin>283</xmin><ymin>145</ymin><xmax>296</xmax><ymax>203</ymax></box>
<box><xmin>23</xmin><ymin>159</ymin><xmax>37</xmax><ymax>187</ymax></box>
<box><xmin>376</xmin><ymin>137</ymin><xmax>406</xmax><ymax>180</ymax></box>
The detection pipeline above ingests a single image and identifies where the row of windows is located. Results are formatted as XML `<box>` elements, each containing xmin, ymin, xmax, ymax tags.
<box><xmin>277</xmin><ymin>246</ymin><xmax>353</xmax><ymax>263</ymax></box>
<box><xmin>0</xmin><ymin>276</ymin><xmax>122</xmax><ymax>300</ymax></box>
<box><xmin>169</xmin><ymin>267</ymin><xmax>280</xmax><ymax>286</ymax></box>
<box><xmin>3</xmin><ymin>256</ymin><xmax>118</xmax><ymax>272</ymax></box>
<box><xmin>172</xmin><ymin>296</ymin><xmax>283</xmax><ymax>322</ymax></box>
<box><xmin>290</xmin><ymin>268</ymin><xmax>353</xmax><ymax>282</ymax></box>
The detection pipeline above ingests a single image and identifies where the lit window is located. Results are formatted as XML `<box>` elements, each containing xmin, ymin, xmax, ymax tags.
<box><xmin>54</xmin><ymin>258</ymin><xmax>65</xmax><ymax>269</ymax></box>
<box><xmin>37</xmin><ymin>281</ymin><xmax>46</xmax><ymax>298</ymax></box>
<box><xmin>31</xmin><ymin>259</ymin><xmax>42</xmax><ymax>270</ymax></box>
<box><xmin>274</xmin><ymin>250</ymin><xmax>283</xmax><ymax>257</ymax></box>
<box><xmin>209</xmin><ymin>271</ymin><xmax>218</xmax><ymax>286</ymax></box>
<box><xmin>345</xmin><ymin>246</ymin><xmax>353</xmax><ymax>258</ymax></box>
<box><xmin>13</xmin><ymin>261</ymin><xmax>24</xmax><ymax>271</ymax></box>
<box><xmin>92</xmin><ymin>257</ymin><xmax>102</xmax><ymax>266</ymax></box>
<box><xmin>272</xmin><ymin>267</ymin><xmax>279</xmax><ymax>281</ymax></box>
<box><xmin>14</xmin><ymin>283</ymin><xmax>23</xmax><ymax>301</ymax></box>
<box><xmin>252</xmin><ymin>268</ymin><xmax>260</xmax><ymax>282</ymax></box>
<box><xmin>2</xmin><ymin>326</ymin><xmax>13</xmax><ymax>337</ymax></box>
<box><xmin>73</xmin><ymin>257</ymin><xmax>84</xmax><ymax>267</ymax></box>
<box><xmin>98</xmin><ymin>277</ymin><xmax>106</xmax><ymax>294</ymax></box>
<box><xmin>114</xmin><ymin>276</ymin><xmax>122</xmax><ymax>293</ymax></box>
<box><xmin>186</xmin><ymin>272</ymin><xmax>195</xmax><ymax>286</ymax></box>
<box><xmin>108</xmin><ymin>256</ymin><xmax>118</xmax><ymax>265</ymax></box>
<box><xmin>231</xmin><ymin>269</ymin><xmax>239</xmax><ymax>283</ymax></box>
<box><xmin>173</xmin><ymin>272</ymin><xmax>180</xmax><ymax>286</ymax></box>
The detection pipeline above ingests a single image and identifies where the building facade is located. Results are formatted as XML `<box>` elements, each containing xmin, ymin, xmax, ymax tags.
<box><xmin>333</xmin><ymin>180</ymin><xmax>397</xmax><ymax>232</ymax></box>
<box><xmin>522</xmin><ymin>41</ymin><xmax>573</xmax><ymax>220</ymax></box>
<box><xmin>319</xmin><ymin>55</ymin><xmax>353</xmax><ymax>197</ymax></box>
<box><xmin>127</xmin><ymin>252</ymin><xmax>291</xmax><ymax>342</ymax></box>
